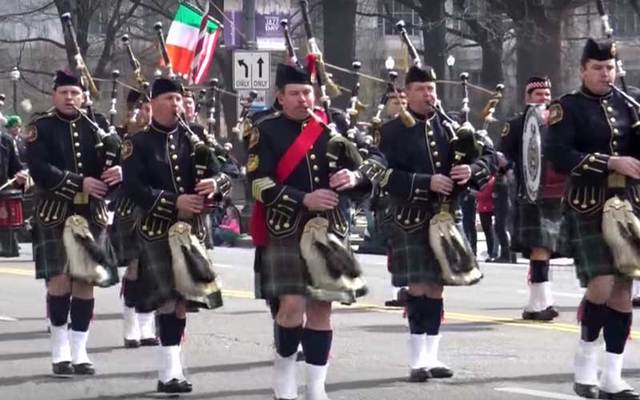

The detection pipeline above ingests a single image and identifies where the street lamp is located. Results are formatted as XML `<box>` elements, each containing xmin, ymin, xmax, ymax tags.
<box><xmin>10</xmin><ymin>67</ymin><xmax>20</xmax><ymax>114</ymax></box>
<box><xmin>384</xmin><ymin>56</ymin><xmax>395</xmax><ymax>71</ymax></box>
<box><xmin>446</xmin><ymin>55</ymin><xmax>456</xmax><ymax>76</ymax></box>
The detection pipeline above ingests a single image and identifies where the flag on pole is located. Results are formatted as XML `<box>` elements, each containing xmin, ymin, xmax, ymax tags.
<box><xmin>165</xmin><ymin>2</ymin><xmax>222</xmax><ymax>82</ymax></box>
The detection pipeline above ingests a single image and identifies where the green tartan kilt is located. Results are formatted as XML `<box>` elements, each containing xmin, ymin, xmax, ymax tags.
<box><xmin>136</xmin><ymin>217</ymin><xmax>221</xmax><ymax>313</ymax></box>
<box><xmin>33</xmin><ymin>211</ymin><xmax>117</xmax><ymax>285</ymax></box>
<box><xmin>110</xmin><ymin>213</ymin><xmax>139</xmax><ymax>266</ymax></box>
<box><xmin>513</xmin><ymin>199</ymin><xmax>566</xmax><ymax>258</ymax></box>
<box><xmin>256</xmin><ymin>232</ymin><xmax>310</xmax><ymax>300</ymax></box>
<box><xmin>388</xmin><ymin>223</ymin><xmax>444</xmax><ymax>287</ymax></box>
<box><xmin>563</xmin><ymin>208</ymin><xmax>621</xmax><ymax>287</ymax></box>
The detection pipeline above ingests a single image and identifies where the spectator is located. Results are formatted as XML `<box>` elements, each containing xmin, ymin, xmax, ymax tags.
<box><xmin>213</xmin><ymin>201</ymin><xmax>241</xmax><ymax>247</ymax></box>
<box><xmin>476</xmin><ymin>175</ymin><xmax>497</xmax><ymax>261</ymax></box>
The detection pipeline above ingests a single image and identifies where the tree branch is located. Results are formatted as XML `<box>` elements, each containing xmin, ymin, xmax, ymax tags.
<box><xmin>0</xmin><ymin>1</ymin><xmax>55</xmax><ymax>22</ymax></box>
<box><xmin>0</xmin><ymin>37</ymin><xmax>65</xmax><ymax>49</ymax></box>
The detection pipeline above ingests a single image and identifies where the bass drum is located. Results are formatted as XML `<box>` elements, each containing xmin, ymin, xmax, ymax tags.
<box><xmin>522</xmin><ymin>104</ymin><xmax>548</xmax><ymax>203</ymax></box>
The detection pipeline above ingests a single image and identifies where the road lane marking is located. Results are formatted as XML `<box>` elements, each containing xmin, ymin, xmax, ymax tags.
<box><xmin>1</xmin><ymin>267</ymin><xmax>638</xmax><ymax>338</ymax></box>
<box><xmin>495</xmin><ymin>387</ymin><xmax>582</xmax><ymax>399</ymax></box>
<box><xmin>0</xmin><ymin>315</ymin><xmax>18</xmax><ymax>321</ymax></box>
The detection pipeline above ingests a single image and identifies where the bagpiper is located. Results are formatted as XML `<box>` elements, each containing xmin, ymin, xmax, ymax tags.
<box><xmin>26</xmin><ymin>70</ymin><xmax>121</xmax><ymax>376</ymax></box>
<box><xmin>546</xmin><ymin>38</ymin><xmax>640</xmax><ymax>400</ymax></box>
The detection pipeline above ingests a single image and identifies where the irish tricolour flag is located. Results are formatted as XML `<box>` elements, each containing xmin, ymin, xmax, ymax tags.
<box><xmin>166</xmin><ymin>2</ymin><xmax>222</xmax><ymax>83</ymax></box>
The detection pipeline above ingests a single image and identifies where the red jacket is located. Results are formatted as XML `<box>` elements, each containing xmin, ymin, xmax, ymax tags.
<box><xmin>476</xmin><ymin>176</ymin><xmax>496</xmax><ymax>214</ymax></box>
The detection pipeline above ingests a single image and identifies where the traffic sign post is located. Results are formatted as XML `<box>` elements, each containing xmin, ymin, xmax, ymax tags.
<box><xmin>233</xmin><ymin>51</ymin><xmax>271</xmax><ymax>90</ymax></box>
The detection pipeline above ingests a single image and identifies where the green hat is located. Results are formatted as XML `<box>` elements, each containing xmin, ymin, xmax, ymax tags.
<box><xmin>5</xmin><ymin>115</ymin><xmax>21</xmax><ymax>128</ymax></box>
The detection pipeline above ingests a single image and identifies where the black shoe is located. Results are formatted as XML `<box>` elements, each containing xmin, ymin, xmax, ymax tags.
<box><xmin>52</xmin><ymin>361</ymin><xmax>74</xmax><ymax>377</ymax></box>
<box><xmin>384</xmin><ymin>299</ymin><xmax>404</xmax><ymax>307</ymax></box>
<box><xmin>537</xmin><ymin>306</ymin><xmax>559</xmax><ymax>321</ymax></box>
<box><xmin>632</xmin><ymin>297</ymin><xmax>640</xmax><ymax>308</ymax></box>
<box><xmin>522</xmin><ymin>306</ymin><xmax>559</xmax><ymax>321</ymax></box>
<box><xmin>408</xmin><ymin>368</ymin><xmax>431</xmax><ymax>382</ymax></box>
<box><xmin>429</xmin><ymin>366</ymin><xmax>454</xmax><ymax>378</ymax></box>
<box><xmin>140</xmin><ymin>337</ymin><xmax>160</xmax><ymax>346</ymax></box>
<box><xmin>574</xmin><ymin>383</ymin><xmax>599</xmax><ymax>398</ymax></box>
<box><xmin>73</xmin><ymin>363</ymin><xmax>95</xmax><ymax>375</ymax></box>
<box><xmin>124</xmin><ymin>338</ymin><xmax>140</xmax><ymax>348</ymax></box>
<box><xmin>598</xmin><ymin>388</ymin><xmax>640</xmax><ymax>399</ymax></box>
<box><xmin>157</xmin><ymin>378</ymin><xmax>193</xmax><ymax>393</ymax></box>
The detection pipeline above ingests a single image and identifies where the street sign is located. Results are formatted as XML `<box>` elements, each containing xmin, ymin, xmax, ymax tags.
<box><xmin>233</xmin><ymin>51</ymin><xmax>271</xmax><ymax>90</ymax></box>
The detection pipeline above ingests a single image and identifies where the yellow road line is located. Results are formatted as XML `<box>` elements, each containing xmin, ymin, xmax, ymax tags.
<box><xmin>2</xmin><ymin>267</ymin><xmax>638</xmax><ymax>338</ymax></box>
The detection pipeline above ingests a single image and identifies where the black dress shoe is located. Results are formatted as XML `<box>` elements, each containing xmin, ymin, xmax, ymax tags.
<box><xmin>598</xmin><ymin>388</ymin><xmax>640</xmax><ymax>399</ymax></box>
<box><xmin>157</xmin><ymin>378</ymin><xmax>193</xmax><ymax>393</ymax></box>
<box><xmin>408</xmin><ymin>368</ymin><xmax>431</xmax><ymax>382</ymax></box>
<box><xmin>73</xmin><ymin>363</ymin><xmax>96</xmax><ymax>375</ymax></box>
<box><xmin>124</xmin><ymin>338</ymin><xmax>140</xmax><ymax>348</ymax></box>
<box><xmin>140</xmin><ymin>337</ymin><xmax>160</xmax><ymax>346</ymax></box>
<box><xmin>384</xmin><ymin>299</ymin><xmax>404</xmax><ymax>307</ymax></box>
<box><xmin>522</xmin><ymin>306</ymin><xmax>559</xmax><ymax>321</ymax></box>
<box><xmin>429</xmin><ymin>366</ymin><xmax>454</xmax><ymax>378</ymax></box>
<box><xmin>574</xmin><ymin>382</ymin><xmax>599</xmax><ymax>398</ymax></box>
<box><xmin>52</xmin><ymin>361</ymin><xmax>74</xmax><ymax>377</ymax></box>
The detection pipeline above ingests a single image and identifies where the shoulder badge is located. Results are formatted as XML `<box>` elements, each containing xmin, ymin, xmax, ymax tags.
<box><xmin>247</xmin><ymin>154</ymin><xmax>259</xmax><ymax>173</ymax></box>
<box><xmin>121</xmin><ymin>139</ymin><xmax>133</xmax><ymax>160</ymax></box>
<box><xmin>22</xmin><ymin>125</ymin><xmax>38</xmax><ymax>143</ymax></box>
<box><xmin>248</xmin><ymin>128</ymin><xmax>260</xmax><ymax>149</ymax></box>
<box><xmin>548</xmin><ymin>103</ymin><xmax>563</xmax><ymax>125</ymax></box>
<box><xmin>501</xmin><ymin>123</ymin><xmax>510</xmax><ymax>137</ymax></box>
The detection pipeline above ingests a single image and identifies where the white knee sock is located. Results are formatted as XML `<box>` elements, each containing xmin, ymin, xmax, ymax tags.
<box><xmin>600</xmin><ymin>351</ymin><xmax>633</xmax><ymax>393</ymax></box>
<box><xmin>273</xmin><ymin>353</ymin><xmax>297</xmax><ymax>399</ymax></box>
<box><xmin>70</xmin><ymin>330</ymin><xmax>92</xmax><ymax>365</ymax></box>
<box><xmin>123</xmin><ymin>306</ymin><xmax>140</xmax><ymax>341</ymax></box>
<box><xmin>158</xmin><ymin>345</ymin><xmax>184</xmax><ymax>383</ymax></box>
<box><xmin>574</xmin><ymin>340</ymin><xmax>600</xmax><ymax>385</ymax></box>
<box><xmin>408</xmin><ymin>334</ymin><xmax>427</xmax><ymax>369</ymax></box>
<box><xmin>138</xmin><ymin>312</ymin><xmax>156</xmax><ymax>340</ymax></box>
<box><xmin>305</xmin><ymin>363</ymin><xmax>329</xmax><ymax>400</ymax></box>
<box><xmin>50</xmin><ymin>325</ymin><xmax>71</xmax><ymax>364</ymax></box>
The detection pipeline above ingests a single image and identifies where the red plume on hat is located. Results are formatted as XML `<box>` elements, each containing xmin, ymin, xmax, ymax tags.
<box><xmin>306</xmin><ymin>53</ymin><xmax>317</xmax><ymax>84</ymax></box>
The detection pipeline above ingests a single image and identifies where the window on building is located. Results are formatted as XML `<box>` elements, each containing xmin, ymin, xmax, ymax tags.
<box><xmin>609</xmin><ymin>0</ymin><xmax>640</xmax><ymax>37</ymax></box>
<box><xmin>379</xmin><ymin>1</ymin><xmax>423</xmax><ymax>36</ymax></box>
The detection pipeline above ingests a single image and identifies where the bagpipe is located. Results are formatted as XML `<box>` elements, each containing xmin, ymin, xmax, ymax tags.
<box><xmin>594</xmin><ymin>0</ymin><xmax>640</xmax><ymax>278</ymax></box>
<box><xmin>394</xmin><ymin>19</ymin><xmax>482</xmax><ymax>286</ymax></box>
<box><xmin>121</xmin><ymin>34</ymin><xmax>150</xmax><ymax>131</ymax></box>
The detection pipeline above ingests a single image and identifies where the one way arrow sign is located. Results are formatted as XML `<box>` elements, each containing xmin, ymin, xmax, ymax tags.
<box><xmin>233</xmin><ymin>51</ymin><xmax>271</xmax><ymax>90</ymax></box>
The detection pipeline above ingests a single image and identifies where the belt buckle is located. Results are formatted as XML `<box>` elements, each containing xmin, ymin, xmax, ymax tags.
<box><xmin>73</xmin><ymin>193</ymin><xmax>89</xmax><ymax>205</ymax></box>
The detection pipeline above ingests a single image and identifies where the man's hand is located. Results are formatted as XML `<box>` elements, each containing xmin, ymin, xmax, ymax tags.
<box><xmin>430</xmin><ymin>174</ymin><xmax>454</xmax><ymax>195</ymax></box>
<box><xmin>177</xmin><ymin>194</ymin><xmax>204</xmax><ymax>215</ymax></box>
<box><xmin>195</xmin><ymin>178</ymin><xmax>217</xmax><ymax>196</ymax></box>
<box><xmin>100</xmin><ymin>166</ymin><xmax>122</xmax><ymax>186</ymax></box>
<box><xmin>82</xmin><ymin>177</ymin><xmax>108</xmax><ymax>199</ymax></box>
<box><xmin>303</xmin><ymin>189</ymin><xmax>339</xmax><ymax>211</ymax></box>
<box><xmin>329</xmin><ymin>169</ymin><xmax>360</xmax><ymax>192</ymax></box>
<box><xmin>14</xmin><ymin>170</ymin><xmax>28</xmax><ymax>186</ymax></box>
<box><xmin>450</xmin><ymin>164</ymin><xmax>472</xmax><ymax>185</ymax></box>
<box><xmin>608</xmin><ymin>156</ymin><xmax>640</xmax><ymax>180</ymax></box>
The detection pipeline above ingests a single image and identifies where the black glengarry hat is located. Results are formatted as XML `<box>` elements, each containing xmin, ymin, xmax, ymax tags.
<box><xmin>151</xmin><ymin>78</ymin><xmax>183</xmax><ymax>99</ymax></box>
<box><xmin>53</xmin><ymin>70</ymin><xmax>84</xmax><ymax>90</ymax></box>
<box><xmin>405</xmin><ymin>65</ymin><xmax>437</xmax><ymax>85</ymax></box>
<box><xmin>275</xmin><ymin>63</ymin><xmax>311</xmax><ymax>90</ymax></box>
<box><xmin>581</xmin><ymin>38</ymin><xmax>616</xmax><ymax>64</ymax></box>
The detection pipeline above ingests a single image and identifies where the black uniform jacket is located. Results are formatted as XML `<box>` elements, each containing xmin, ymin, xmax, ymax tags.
<box><xmin>122</xmin><ymin>120</ymin><xmax>222</xmax><ymax>241</ymax></box>
<box><xmin>379</xmin><ymin>109</ymin><xmax>496</xmax><ymax>230</ymax></box>
<box><xmin>545</xmin><ymin>86</ymin><xmax>640</xmax><ymax>214</ymax></box>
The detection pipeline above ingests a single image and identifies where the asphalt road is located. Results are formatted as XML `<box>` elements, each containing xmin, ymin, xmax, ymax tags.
<box><xmin>1</xmin><ymin>245</ymin><xmax>639</xmax><ymax>400</ymax></box>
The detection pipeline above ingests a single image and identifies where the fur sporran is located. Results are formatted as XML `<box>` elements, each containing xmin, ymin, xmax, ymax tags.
<box><xmin>428</xmin><ymin>211</ymin><xmax>483</xmax><ymax>286</ymax></box>
<box><xmin>299</xmin><ymin>216</ymin><xmax>367</xmax><ymax>304</ymax></box>
<box><xmin>63</xmin><ymin>215</ymin><xmax>113</xmax><ymax>287</ymax></box>
<box><xmin>602</xmin><ymin>195</ymin><xmax>640</xmax><ymax>278</ymax></box>
<box><xmin>168</xmin><ymin>221</ymin><xmax>222</xmax><ymax>299</ymax></box>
